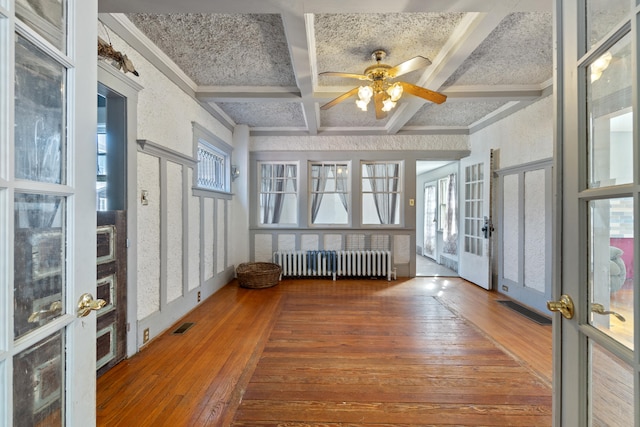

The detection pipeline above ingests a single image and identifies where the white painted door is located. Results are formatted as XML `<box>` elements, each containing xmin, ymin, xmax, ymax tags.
<box><xmin>458</xmin><ymin>151</ymin><xmax>493</xmax><ymax>290</ymax></box>
<box><xmin>1</xmin><ymin>0</ymin><xmax>98</xmax><ymax>425</ymax></box>
<box><xmin>556</xmin><ymin>1</ymin><xmax>638</xmax><ymax>425</ymax></box>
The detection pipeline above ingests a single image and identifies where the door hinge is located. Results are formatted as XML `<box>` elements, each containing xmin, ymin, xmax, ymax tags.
<box><xmin>127</xmin><ymin>322</ymin><xmax>130</xmax><ymax>332</ymax></box>
<box><xmin>126</xmin><ymin>238</ymin><xmax>130</xmax><ymax>248</ymax></box>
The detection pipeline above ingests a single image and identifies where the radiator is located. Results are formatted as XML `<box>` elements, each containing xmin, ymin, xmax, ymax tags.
<box><xmin>273</xmin><ymin>250</ymin><xmax>393</xmax><ymax>281</ymax></box>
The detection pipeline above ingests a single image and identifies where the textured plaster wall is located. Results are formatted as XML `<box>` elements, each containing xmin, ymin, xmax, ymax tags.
<box><xmin>524</xmin><ymin>169</ymin><xmax>546</xmax><ymax>292</ymax></box>
<box><xmin>100</xmin><ymin>25</ymin><xmax>231</xmax><ymax>156</ymax></box>
<box><xmin>166</xmin><ymin>161</ymin><xmax>183</xmax><ymax>303</ymax></box>
<box><xmin>251</xmin><ymin>134</ymin><xmax>468</xmax><ymax>152</ymax></box>
<box><xmin>470</xmin><ymin>96</ymin><xmax>553</xmax><ymax>168</ymax></box>
<box><xmin>470</xmin><ymin>95</ymin><xmax>553</xmax><ymax>296</ymax></box>
<box><xmin>503</xmin><ymin>174</ymin><xmax>520</xmax><ymax>282</ymax></box>
<box><xmin>102</xmin><ymin>23</ymin><xmax>239</xmax><ymax>334</ymax></box>
<box><xmin>137</xmin><ymin>153</ymin><xmax>161</xmax><ymax>320</ymax></box>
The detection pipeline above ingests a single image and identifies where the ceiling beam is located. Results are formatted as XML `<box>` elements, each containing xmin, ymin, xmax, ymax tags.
<box><xmin>280</xmin><ymin>9</ymin><xmax>319</xmax><ymax>135</ymax></box>
<box><xmin>196</xmin><ymin>87</ymin><xmax>302</xmax><ymax>102</ymax></box>
<box><xmin>386</xmin><ymin>8</ymin><xmax>512</xmax><ymax>134</ymax></box>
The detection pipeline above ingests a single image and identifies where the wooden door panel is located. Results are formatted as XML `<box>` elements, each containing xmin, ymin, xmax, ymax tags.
<box><xmin>97</xmin><ymin>211</ymin><xmax>127</xmax><ymax>377</ymax></box>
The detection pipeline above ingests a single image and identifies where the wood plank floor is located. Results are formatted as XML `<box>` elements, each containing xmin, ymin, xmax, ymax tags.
<box><xmin>97</xmin><ymin>277</ymin><xmax>552</xmax><ymax>426</ymax></box>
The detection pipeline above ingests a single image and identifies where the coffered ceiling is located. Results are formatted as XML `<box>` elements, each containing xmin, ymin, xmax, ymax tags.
<box><xmin>97</xmin><ymin>0</ymin><xmax>553</xmax><ymax>136</ymax></box>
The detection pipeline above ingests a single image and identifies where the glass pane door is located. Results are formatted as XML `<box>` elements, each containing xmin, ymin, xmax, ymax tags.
<box><xmin>2</xmin><ymin>0</ymin><xmax>98</xmax><ymax>425</ymax></box>
<box><xmin>558</xmin><ymin>0</ymin><xmax>638</xmax><ymax>425</ymax></box>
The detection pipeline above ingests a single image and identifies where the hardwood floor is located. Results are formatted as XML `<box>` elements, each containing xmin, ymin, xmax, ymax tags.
<box><xmin>96</xmin><ymin>277</ymin><xmax>552</xmax><ymax>426</ymax></box>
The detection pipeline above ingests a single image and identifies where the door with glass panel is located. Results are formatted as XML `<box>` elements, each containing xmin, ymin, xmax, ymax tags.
<box><xmin>1</xmin><ymin>0</ymin><xmax>98</xmax><ymax>425</ymax></box>
<box><xmin>458</xmin><ymin>151</ymin><xmax>493</xmax><ymax>290</ymax></box>
<box><xmin>555</xmin><ymin>1</ymin><xmax>637</xmax><ymax>425</ymax></box>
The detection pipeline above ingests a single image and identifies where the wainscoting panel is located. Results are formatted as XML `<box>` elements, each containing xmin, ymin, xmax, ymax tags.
<box><xmin>255</xmin><ymin>234</ymin><xmax>273</xmax><ymax>262</ymax></box>
<box><xmin>166</xmin><ymin>161</ymin><xmax>184</xmax><ymax>303</ymax></box>
<box><xmin>137</xmin><ymin>152</ymin><xmax>161</xmax><ymax>319</ymax></box>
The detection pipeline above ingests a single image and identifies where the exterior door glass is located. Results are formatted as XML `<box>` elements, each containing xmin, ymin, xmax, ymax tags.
<box><xmin>587</xmin><ymin>33</ymin><xmax>632</xmax><ymax>189</ymax></box>
<box><xmin>14</xmin><ymin>33</ymin><xmax>66</xmax><ymax>184</ymax></box>
<box><xmin>588</xmin><ymin>198</ymin><xmax>633</xmax><ymax>349</ymax></box>
<box><xmin>14</xmin><ymin>193</ymin><xmax>65</xmax><ymax>339</ymax></box>
<box><xmin>585</xmin><ymin>0</ymin><xmax>629</xmax><ymax>50</ymax></box>
<box><xmin>13</xmin><ymin>332</ymin><xmax>65</xmax><ymax>426</ymax></box>
<box><xmin>589</xmin><ymin>339</ymin><xmax>634</xmax><ymax>425</ymax></box>
<box><xmin>15</xmin><ymin>0</ymin><xmax>66</xmax><ymax>52</ymax></box>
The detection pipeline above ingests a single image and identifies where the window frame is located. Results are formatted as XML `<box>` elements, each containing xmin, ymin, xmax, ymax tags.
<box><xmin>308</xmin><ymin>160</ymin><xmax>351</xmax><ymax>227</ymax></box>
<box><xmin>257</xmin><ymin>160</ymin><xmax>299</xmax><ymax>227</ymax></box>
<box><xmin>360</xmin><ymin>160</ymin><xmax>403</xmax><ymax>227</ymax></box>
<box><xmin>192</xmin><ymin>122</ymin><xmax>233</xmax><ymax>195</ymax></box>
<box><xmin>438</xmin><ymin>176</ymin><xmax>449</xmax><ymax>231</ymax></box>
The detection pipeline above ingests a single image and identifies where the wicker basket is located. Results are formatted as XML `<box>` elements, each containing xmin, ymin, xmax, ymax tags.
<box><xmin>236</xmin><ymin>262</ymin><xmax>282</xmax><ymax>289</ymax></box>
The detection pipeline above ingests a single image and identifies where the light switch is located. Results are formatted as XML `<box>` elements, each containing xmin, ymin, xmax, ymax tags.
<box><xmin>141</xmin><ymin>190</ymin><xmax>149</xmax><ymax>206</ymax></box>
<box><xmin>409</xmin><ymin>198</ymin><xmax>415</xmax><ymax>206</ymax></box>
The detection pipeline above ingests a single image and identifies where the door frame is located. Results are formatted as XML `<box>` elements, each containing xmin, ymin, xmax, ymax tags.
<box><xmin>98</xmin><ymin>61</ymin><xmax>143</xmax><ymax>358</ymax></box>
<box><xmin>555</xmin><ymin>0</ymin><xmax>639</xmax><ymax>425</ymax></box>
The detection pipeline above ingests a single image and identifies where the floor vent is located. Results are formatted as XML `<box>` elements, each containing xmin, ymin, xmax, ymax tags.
<box><xmin>496</xmin><ymin>300</ymin><xmax>551</xmax><ymax>325</ymax></box>
<box><xmin>172</xmin><ymin>322</ymin><xmax>195</xmax><ymax>335</ymax></box>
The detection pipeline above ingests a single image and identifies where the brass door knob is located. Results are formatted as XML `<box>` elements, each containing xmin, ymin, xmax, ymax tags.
<box><xmin>77</xmin><ymin>293</ymin><xmax>106</xmax><ymax>317</ymax></box>
<box><xmin>547</xmin><ymin>294</ymin><xmax>574</xmax><ymax>319</ymax></box>
<box><xmin>591</xmin><ymin>303</ymin><xmax>626</xmax><ymax>322</ymax></box>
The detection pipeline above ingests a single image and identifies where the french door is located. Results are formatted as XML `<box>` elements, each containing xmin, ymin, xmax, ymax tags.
<box><xmin>458</xmin><ymin>150</ymin><xmax>493</xmax><ymax>290</ymax></box>
<box><xmin>1</xmin><ymin>0</ymin><xmax>98</xmax><ymax>425</ymax></box>
<box><xmin>557</xmin><ymin>0</ymin><xmax>638</xmax><ymax>425</ymax></box>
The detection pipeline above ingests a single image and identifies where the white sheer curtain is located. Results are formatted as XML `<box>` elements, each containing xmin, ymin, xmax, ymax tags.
<box><xmin>423</xmin><ymin>185</ymin><xmax>436</xmax><ymax>257</ymax></box>
<box><xmin>261</xmin><ymin>164</ymin><xmax>296</xmax><ymax>224</ymax></box>
<box><xmin>442</xmin><ymin>173</ymin><xmax>458</xmax><ymax>254</ymax></box>
<box><xmin>365</xmin><ymin>163</ymin><xmax>399</xmax><ymax>225</ymax></box>
<box><xmin>310</xmin><ymin>165</ymin><xmax>330</xmax><ymax>223</ymax></box>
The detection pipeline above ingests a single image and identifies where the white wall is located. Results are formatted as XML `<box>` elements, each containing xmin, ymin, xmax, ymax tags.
<box><xmin>100</xmin><ymin>22</ymin><xmax>244</xmax><ymax>348</ymax></box>
<box><xmin>468</xmin><ymin>95</ymin><xmax>554</xmax><ymax>298</ymax></box>
<box><xmin>470</xmin><ymin>95</ymin><xmax>554</xmax><ymax>168</ymax></box>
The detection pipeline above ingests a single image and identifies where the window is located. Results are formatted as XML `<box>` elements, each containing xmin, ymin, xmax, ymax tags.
<box><xmin>438</xmin><ymin>177</ymin><xmax>448</xmax><ymax>230</ymax></box>
<box><xmin>259</xmin><ymin>162</ymin><xmax>298</xmax><ymax>225</ymax></box>
<box><xmin>361</xmin><ymin>161</ymin><xmax>402</xmax><ymax>225</ymax></box>
<box><xmin>193</xmin><ymin>122</ymin><xmax>232</xmax><ymax>193</ymax></box>
<box><xmin>309</xmin><ymin>162</ymin><xmax>350</xmax><ymax>225</ymax></box>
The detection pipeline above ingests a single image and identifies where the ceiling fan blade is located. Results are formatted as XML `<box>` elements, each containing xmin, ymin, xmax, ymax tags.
<box><xmin>388</xmin><ymin>56</ymin><xmax>432</xmax><ymax>78</ymax></box>
<box><xmin>374</xmin><ymin>92</ymin><xmax>387</xmax><ymax>120</ymax></box>
<box><xmin>320</xmin><ymin>87</ymin><xmax>360</xmax><ymax>110</ymax></box>
<box><xmin>399</xmin><ymin>82</ymin><xmax>447</xmax><ymax>104</ymax></box>
<box><xmin>319</xmin><ymin>71</ymin><xmax>370</xmax><ymax>80</ymax></box>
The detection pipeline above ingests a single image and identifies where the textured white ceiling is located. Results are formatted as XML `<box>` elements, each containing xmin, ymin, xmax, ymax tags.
<box><xmin>110</xmin><ymin>0</ymin><xmax>554</xmax><ymax>136</ymax></box>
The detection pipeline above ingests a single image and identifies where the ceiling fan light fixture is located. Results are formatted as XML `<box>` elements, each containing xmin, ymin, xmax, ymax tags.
<box><xmin>381</xmin><ymin>97</ymin><xmax>396</xmax><ymax>112</ymax></box>
<box><xmin>387</xmin><ymin>83</ymin><xmax>403</xmax><ymax>102</ymax></box>
<box><xmin>356</xmin><ymin>98</ymin><xmax>370</xmax><ymax>111</ymax></box>
<box><xmin>591</xmin><ymin>51</ymin><xmax>612</xmax><ymax>83</ymax></box>
<box><xmin>358</xmin><ymin>85</ymin><xmax>373</xmax><ymax>102</ymax></box>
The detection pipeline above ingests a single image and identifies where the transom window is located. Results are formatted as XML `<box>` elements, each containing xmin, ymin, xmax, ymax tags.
<box><xmin>361</xmin><ymin>161</ymin><xmax>402</xmax><ymax>225</ymax></box>
<box><xmin>259</xmin><ymin>162</ymin><xmax>298</xmax><ymax>225</ymax></box>
<box><xmin>197</xmin><ymin>142</ymin><xmax>227</xmax><ymax>191</ymax></box>
<box><xmin>193</xmin><ymin>122</ymin><xmax>232</xmax><ymax>193</ymax></box>
<box><xmin>309</xmin><ymin>162</ymin><xmax>350</xmax><ymax>225</ymax></box>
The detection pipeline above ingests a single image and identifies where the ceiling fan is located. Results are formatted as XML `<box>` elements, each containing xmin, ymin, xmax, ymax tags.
<box><xmin>320</xmin><ymin>50</ymin><xmax>447</xmax><ymax>119</ymax></box>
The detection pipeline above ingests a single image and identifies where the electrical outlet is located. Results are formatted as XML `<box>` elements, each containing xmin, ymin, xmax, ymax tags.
<box><xmin>197</xmin><ymin>291</ymin><xmax>201</xmax><ymax>302</ymax></box>
<box><xmin>143</xmin><ymin>328</ymin><xmax>150</xmax><ymax>343</ymax></box>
